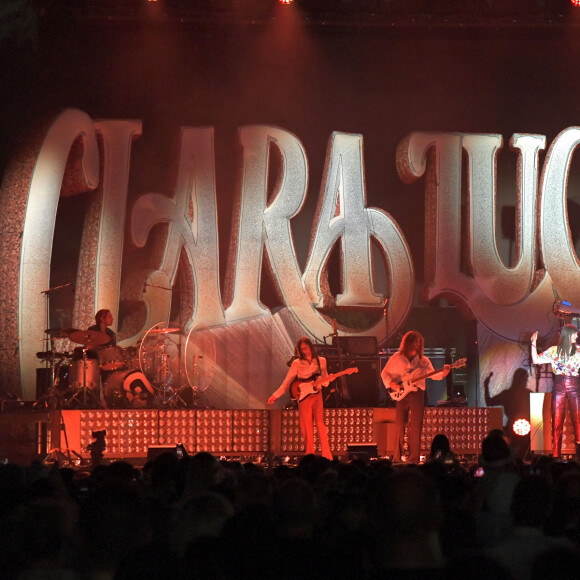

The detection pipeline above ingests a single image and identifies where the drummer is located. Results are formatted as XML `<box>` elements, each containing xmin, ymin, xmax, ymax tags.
<box><xmin>89</xmin><ymin>309</ymin><xmax>117</xmax><ymax>347</ymax></box>
<box><xmin>88</xmin><ymin>309</ymin><xmax>117</xmax><ymax>407</ymax></box>
<box><xmin>66</xmin><ymin>311</ymin><xmax>117</xmax><ymax>408</ymax></box>
<box><xmin>71</xmin><ymin>309</ymin><xmax>116</xmax><ymax>362</ymax></box>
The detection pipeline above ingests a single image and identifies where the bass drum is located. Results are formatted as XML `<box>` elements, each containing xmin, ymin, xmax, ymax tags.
<box><xmin>103</xmin><ymin>370</ymin><xmax>154</xmax><ymax>409</ymax></box>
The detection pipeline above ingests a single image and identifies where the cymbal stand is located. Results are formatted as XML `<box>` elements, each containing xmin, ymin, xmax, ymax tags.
<box><xmin>68</xmin><ymin>348</ymin><xmax>101</xmax><ymax>409</ymax></box>
<box><xmin>153</xmin><ymin>346</ymin><xmax>186</xmax><ymax>408</ymax></box>
<box><xmin>33</xmin><ymin>343</ymin><xmax>68</xmax><ymax>410</ymax></box>
<box><xmin>34</xmin><ymin>289</ymin><xmax>64</xmax><ymax>410</ymax></box>
<box><xmin>178</xmin><ymin>355</ymin><xmax>209</xmax><ymax>409</ymax></box>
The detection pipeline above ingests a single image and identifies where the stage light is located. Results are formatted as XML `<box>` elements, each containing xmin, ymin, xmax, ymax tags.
<box><xmin>571</xmin><ymin>0</ymin><xmax>580</xmax><ymax>7</ymax></box>
<box><xmin>513</xmin><ymin>418</ymin><xmax>531</xmax><ymax>436</ymax></box>
<box><xmin>279</xmin><ymin>0</ymin><xmax>294</xmax><ymax>4</ymax></box>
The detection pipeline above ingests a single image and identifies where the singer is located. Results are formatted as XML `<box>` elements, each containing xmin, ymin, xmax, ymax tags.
<box><xmin>267</xmin><ymin>337</ymin><xmax>332</xmax><ymax>460</ymax></box>
<box><xmin>531</xmin><ymin>325</ymin><xmax>580</xmax><ymax>459</ymax></box>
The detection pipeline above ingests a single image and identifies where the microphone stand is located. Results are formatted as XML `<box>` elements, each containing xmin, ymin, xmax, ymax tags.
<box><xmin>34</xmin><ymin>283</ymin><xmax>74</xmax><ymax>410</ymax></box>
<box><xmin>378</xmin><ymin>298</ymin><xmax>390</xmax><ymax>351</ymax></box>
<box><xmin>330</xmin><ymin>325</ymin><xmax>346</xmax><ymax>408</ymax></box>
<box><xmin>383</xmin><ymin>298</ymin><xmax>389</xmax><ymax>345</ymax></box>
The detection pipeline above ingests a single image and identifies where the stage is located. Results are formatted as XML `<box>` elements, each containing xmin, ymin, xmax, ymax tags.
<box><xmin>0</xmin><ymin>406</ymin><xmax>503</xmax><ymax>467</ymax></box>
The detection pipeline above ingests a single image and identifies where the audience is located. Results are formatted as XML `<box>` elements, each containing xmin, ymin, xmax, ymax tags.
<box><xmin>473</xmin><ymin>432</ymin><xmax>521</xmax><ymax>548</ymax></box>
<box><xmin>485</xmin><ymin>475</ymin><xmax>570</xmax><ymax>580</ymax></box>
<box><xmin>2</xmin><ymin>432</ymin><xmax>580</xmax><ymax>580</ymax></box>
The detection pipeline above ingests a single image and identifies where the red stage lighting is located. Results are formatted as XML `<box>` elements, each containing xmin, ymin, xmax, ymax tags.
<box><xmin>513</xmin><ymin>418</ymin><xmax>531</xmax><ymax>437</ymax></box>
<box><xmin>279</xmin><ymin>0</ymin><xmax>294</xmax><ymax>4</ymax></box>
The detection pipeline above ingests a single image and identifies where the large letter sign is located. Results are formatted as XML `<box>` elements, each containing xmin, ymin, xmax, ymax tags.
<box><xmin>397</xmin><ymin>131</ymin><xmax>557</xmax><ymax>342</ymax></box>
<box><xmin>0</xmin><ymin>110</ymin><xmax>100</xmax><ymax>399</ymax></box>
<box><xmin>303</xmin><ymin>132</ymin><xmax>413</xmax><ymax>336</ymax></box>
<box><xmin>2</xmin><ymin>109</ymin><xmax>580</xmax><ymax>402</ymax></box>
<box><xmin>131</xmin><ymin>127</ymin><xmax>225</xmax><ymax>333</ymax></box>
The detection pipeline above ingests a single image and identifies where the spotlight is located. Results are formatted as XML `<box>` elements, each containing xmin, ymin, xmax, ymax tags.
<box><xmin>513</xmin><ymin>419</ymin><xmax>531</xmax><ymax>437</ymax></box>
<box><xmin>571</xmin><ymin>0</ymin><xmax>580</xmax><ymax>7</ymax></box>
<box><xmin>279</xmin><ymin>0</ymin><xmax>294</xmax><ymax>4</ymax></box>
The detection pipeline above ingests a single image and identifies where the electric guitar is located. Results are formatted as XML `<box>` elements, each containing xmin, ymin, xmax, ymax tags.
<box><xmin>387</xmin><ymin>358</ymin><xmax>467</xmax><ymax>402</ymax></box>
<box><xmin>290</xmin><ymin>368</ymin><xmax>359</xmax><ymax>402</ymax></box>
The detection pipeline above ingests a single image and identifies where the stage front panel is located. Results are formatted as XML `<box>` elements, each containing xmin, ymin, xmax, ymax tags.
<box><xmin>5</xmin><ymin>406</ymin><xmax>506</xmax><ymax>463</ymax></box>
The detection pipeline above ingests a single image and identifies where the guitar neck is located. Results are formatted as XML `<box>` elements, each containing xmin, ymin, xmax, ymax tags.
<box><xmin>311</xmin><ymin>370</ymin><xmax>347</xmax><ymax>388</ymax></box>
<box><xmin>413</xmin><ymin>368</ymin><xmax>442</xmax><ymax>383</ymax></box>
<box><xmin>409</xmin><ymin>359</ymin><xmax>464</xmax><ymax>384</ymax></box>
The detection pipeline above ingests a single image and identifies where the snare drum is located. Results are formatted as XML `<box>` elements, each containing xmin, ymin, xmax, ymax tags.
<box><xmin>103</xmin><ymin>370</ymin><xmax>154</xmax><ymax>408</ymax></box>
<box><xmin>69</xmin><ymin>359</ymin><xmax>100</xmax><ymax>390</ymax></box>
<box><xmin>99</xmin><ymin>346</ymin><xmax>126</xmax><ymax>371</ymax></box>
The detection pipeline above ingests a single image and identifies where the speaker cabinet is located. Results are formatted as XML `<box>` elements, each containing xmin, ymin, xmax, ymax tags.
<box><xmin>36</xmin><ymin>368</ymin><xmax>51</xmax><ymax>399</ymax></box>
<box><xmin>327</xmin><ymin>357</ymin><xmax>380</xmax><ymax>407</ymax></box>
<box><xmin>332</xmin><ymin>336</ymin><xmax>378</xmax><ymax>356</ymax></box>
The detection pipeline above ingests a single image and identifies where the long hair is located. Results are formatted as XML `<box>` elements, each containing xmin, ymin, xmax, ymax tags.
<box><xmin>399</xmin><ymin>331</ymin><xmax>424</xmax><ymax>360</ymax></box>
<box><xmin>295</xmin><ymin>337</ymin><xmax>319</xmax><ymax>365</ymax></box>
<box><xmin>95</xmin><ymin>309</ymin><xmax>110</xmax><ymax>325</ymax></box>
<box><xmin>557</xmin><ymin>324</ymin><xmax>578</xmax><ymax>360</ymax></box>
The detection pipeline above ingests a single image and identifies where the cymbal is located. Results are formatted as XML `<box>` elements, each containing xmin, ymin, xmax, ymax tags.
<box><xmin>68</xmin><ymin>329</ymin><xmax>110</xmax><ymax>346</ymax></box>
<box><xmin>148</xmin><ymin>328</ymin><xmax>180</xmax><ymax>335</ymax></box>
<box><xmin>45</xmin><ymin>327</ymin><xmax>78</xmax><ymax>339</ymax></box>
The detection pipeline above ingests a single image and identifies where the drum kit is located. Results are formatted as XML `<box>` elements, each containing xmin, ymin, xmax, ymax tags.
<box><xmin>34</xmin><ymin>327</ymin><xmax>165</xmax><ymax>409</ymax></box>
<box><xmin>35</xmin><ymin>319</ymin><xmax>216</xmax><ymax>409</ymax></box>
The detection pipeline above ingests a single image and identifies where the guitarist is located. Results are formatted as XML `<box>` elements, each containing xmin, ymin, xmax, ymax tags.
<box><xmin>267</xmin><ymin>337</ymin><xmax>332</xmax><ymax>460</ymax></box>
<box><xmin>381</xmin><ymin>331</ymin><xmax>450</xmax><ymax>463</ymax></box>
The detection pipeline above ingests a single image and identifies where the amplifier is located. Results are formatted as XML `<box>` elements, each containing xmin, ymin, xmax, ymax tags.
<box><xmin>327</xmin><ymin>356</ymin><xmax>380</xmax><ymax>407</ymax></box>
<box><xmin>332</xmin><ymin>336</ymin><xmax>378</xmax><ymax>356</ymax></box>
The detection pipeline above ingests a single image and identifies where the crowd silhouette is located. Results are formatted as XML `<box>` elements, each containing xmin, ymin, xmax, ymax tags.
<box><xmin>1</xmin><ymin>431</ymin><xmax>580</xmax><ymax>579</ymax></box>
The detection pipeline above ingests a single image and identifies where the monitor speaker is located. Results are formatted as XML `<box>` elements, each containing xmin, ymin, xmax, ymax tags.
<box><xmin>147</xmin><ymin>445</ymin><xmax>178</xmax><ymax>462</ymax></box>
<box><xmin>347</xmin><ymin>442</ymin><xmax>378</xmax><ymax>462</ymax></box>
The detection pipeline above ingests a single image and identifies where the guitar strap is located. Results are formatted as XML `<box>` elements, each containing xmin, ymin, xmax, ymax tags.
<box><xmin>407</xmin><ymin>354</ymin><xmax>422</xmax><ymax>372</ymax></box>
<box><xmin>315</xmin><ymin>356</ymin><xmax>321</xmax><ymax>374</ymax></box>
<box><xmin>307</xmin><ymin>356</ymin><xmax>322</xmax><ymax>381</ymax></box>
